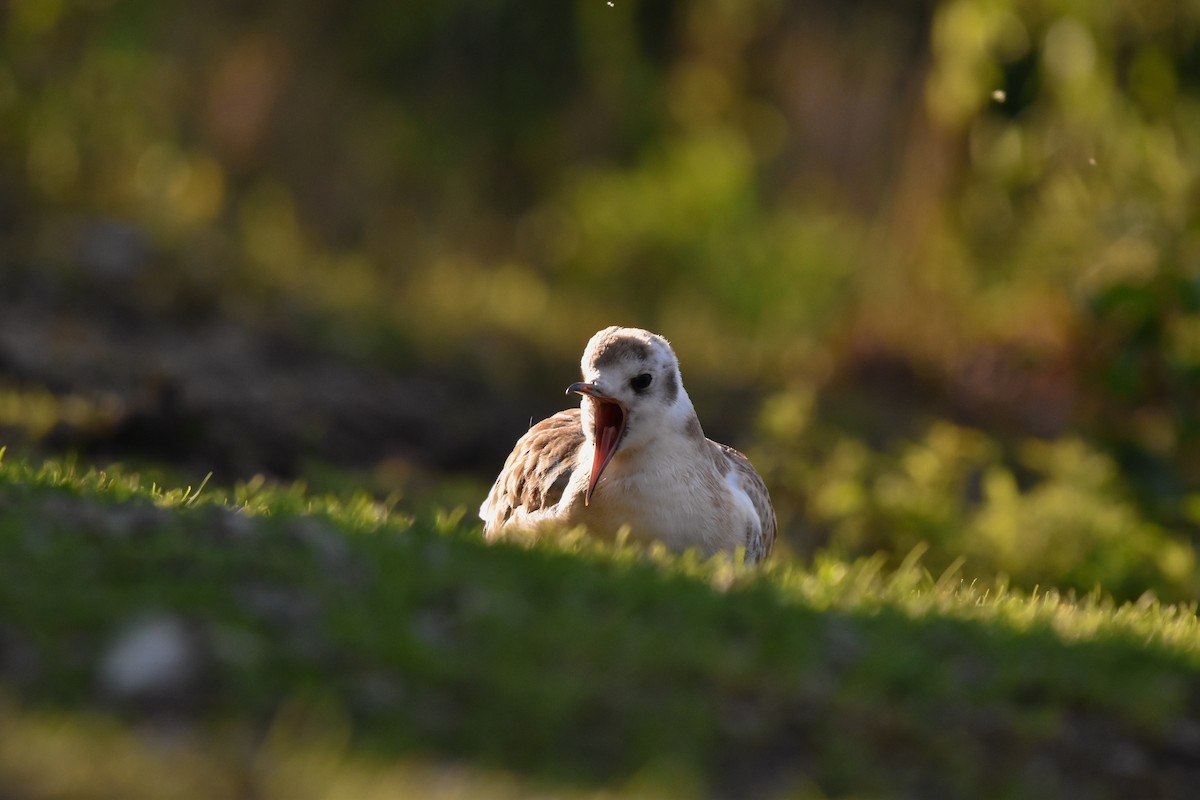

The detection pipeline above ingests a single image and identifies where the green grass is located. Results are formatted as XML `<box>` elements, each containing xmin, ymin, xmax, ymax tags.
<box><xmin>2</xmin><ymin>451</ymin><xmax>1200</xmax><ymax>798</ymax></box>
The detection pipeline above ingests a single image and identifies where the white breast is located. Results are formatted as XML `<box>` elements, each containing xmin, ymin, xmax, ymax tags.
<box><xmin>570</xmin><ymin>438</ymin><xmax>749</xmax><ymax>557</ymax></box>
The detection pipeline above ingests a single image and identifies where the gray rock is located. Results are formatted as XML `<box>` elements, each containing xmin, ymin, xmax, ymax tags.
<box><xmin>98</xmin><ymin>613</ymin><xmax>199</xmax><ymax>703</ymax></box>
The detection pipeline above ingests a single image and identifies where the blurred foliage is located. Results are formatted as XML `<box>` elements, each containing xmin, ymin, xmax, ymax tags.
<box><xmin>3</xmin><ymin>0</ymin><xmax>1200</xmax><ymax>600</ymax></box>
<box><xmin>755</xmin><ymin>395</ymin><xmax>1198</xmax><ymax>601</ymax></box>
<box><xmin>0</xmin><ymin>702</ymin><xmax>666</xmax><ymax>800</ymax></box>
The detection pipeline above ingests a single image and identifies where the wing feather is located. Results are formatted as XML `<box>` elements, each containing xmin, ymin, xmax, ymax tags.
<box><xmin>480</xmin><ymin>409</ymin><xmax>585</xmax><ymax>536</ymax></box>
<box><xmin>715</xmin><ymin>443</ymin><xmax>777</xmax><ymax>563</ymax></box>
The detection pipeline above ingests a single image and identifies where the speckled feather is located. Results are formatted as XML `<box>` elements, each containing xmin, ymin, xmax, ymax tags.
<box><xmin>481</xmin><ymin>409</ymin><xmax>583</xmax><ymax>531</ymax></box>
<box><xmin>716</xmin><ymin>443</ymin><xmax>777</xmax><ymax>563</ymax></box>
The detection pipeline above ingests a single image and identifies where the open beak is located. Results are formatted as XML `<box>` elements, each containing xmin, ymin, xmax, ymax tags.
<box><xmin>566</xmin><ymin>382</ymin><xmax>627</xmax><ymax>505</ymax></box>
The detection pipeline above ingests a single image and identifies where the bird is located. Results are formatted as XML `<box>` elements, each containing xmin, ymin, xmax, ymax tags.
<box><xmin>480</xmin><ymin>326</ymin><xmax>776</xmax><ymax>563</ymax></box>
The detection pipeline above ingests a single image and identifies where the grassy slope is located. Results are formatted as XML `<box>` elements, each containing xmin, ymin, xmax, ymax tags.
<box><xmin>1</xmin><ymin>453</ymin><xmax>1199</xmax><ymax>799</ymax></box>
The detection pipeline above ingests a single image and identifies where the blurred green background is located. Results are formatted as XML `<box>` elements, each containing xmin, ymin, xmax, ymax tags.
<box><xmin>2</xmin><ymin>0</ymin><xmax>1200</xmax><ymax>601</ymax></box>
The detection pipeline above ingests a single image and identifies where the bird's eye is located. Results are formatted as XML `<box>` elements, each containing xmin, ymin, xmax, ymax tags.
<box><xmin>630</xmin><ymin>373</ymin><xmax>653</xmax><ymax>391</ymax></box>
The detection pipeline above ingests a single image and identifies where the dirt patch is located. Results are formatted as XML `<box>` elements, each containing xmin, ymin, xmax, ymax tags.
<box><xmin>0</xmin><ymin>276</ymin><xmax>541</xmax><ymax>484</ymax></box>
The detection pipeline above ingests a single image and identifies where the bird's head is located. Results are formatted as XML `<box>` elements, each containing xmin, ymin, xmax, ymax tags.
<box><xmin>567</xmin><ymin>326</ymin><xmax>694</xmax><ymax>504</ymax></box>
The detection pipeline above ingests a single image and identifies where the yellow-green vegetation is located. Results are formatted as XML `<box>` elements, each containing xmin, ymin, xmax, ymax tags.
<box><xmin>756</xmin><ymin>402</ymin><xmax>1200</xmax><ymax>602</ymax></box>
<box><xmin>0</xmin><ymin>385</ymin><xmax>120</xmax><ymax>441</ymax></box>
<box><xmin>4</xmin><ymin>0</ymin><xmax>1200</xmax><ymax>606</ymax></box>
<box><xmin>4</xmin><ymin>1</ymin><xmax>1200</xmax><ymax>795</ymax></box>
<box><xmin>3</xmin><ymin>453</ymin><xmax>1200</xmax><ymax>798</ymax></box>
<box><xmin>0</xmin><ymin>703</ymin><xmax>664</xmax><ymax>800</ymax></box>
<box><xmin>5</xmin><ymin>0</ymin><xmax>1197</xmax><ymax>371</ymax></box>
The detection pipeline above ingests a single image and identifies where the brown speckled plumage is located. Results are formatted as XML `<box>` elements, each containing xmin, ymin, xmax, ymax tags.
<box><xmin>483</xmin><ymin>409</ymin><xmax>583</xmax><ymax>530</ymax></box>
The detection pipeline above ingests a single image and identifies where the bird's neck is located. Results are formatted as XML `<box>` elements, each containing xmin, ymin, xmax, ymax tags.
<box><xmin>608</xmin><ymin>398</ymin><xmax>708</xmax><ymax>469</ymax></box>
<box><xmin>673</xmin><ymin>392</ymin><xmax>705</xmax><ymax>441</ymax></box>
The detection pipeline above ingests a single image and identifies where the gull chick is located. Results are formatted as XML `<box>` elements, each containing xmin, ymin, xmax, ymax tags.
<box><xmin>480</xmin><ymin>326</ymin><xmax>776</xmax><ymax>563</ymax></box>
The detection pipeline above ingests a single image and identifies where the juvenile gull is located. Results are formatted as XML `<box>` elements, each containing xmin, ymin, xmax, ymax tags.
<box><xmin>480</xmin><ymin>326</ymin><xmax>776</xmax><ymax>563</ymax></box>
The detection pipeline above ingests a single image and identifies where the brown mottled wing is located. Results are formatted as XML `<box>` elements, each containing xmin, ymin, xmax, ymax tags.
<box><xmin>480</xmin><ymin>409</ymin><xmax>585</xmax><ymax>536</ymax></box>
<box><xmin>717</xmin><ymin>444</ymin><xmax>777</xmax><ymax>563</ymax></box>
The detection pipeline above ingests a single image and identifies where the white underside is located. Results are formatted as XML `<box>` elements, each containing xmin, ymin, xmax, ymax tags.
<box><xmin>559</xmin><ymin>437</ymin><xmax>759</xmax><ymax>557</ymax></box>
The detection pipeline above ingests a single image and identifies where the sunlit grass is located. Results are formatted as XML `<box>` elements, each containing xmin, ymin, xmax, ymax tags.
<box><xmin>5</xmin><ymin>451</ymin><xmax>1199</xmax><ymax>661</ymax></box>
<box><xmin>2</xmin><ymin>453</ymin><xmax>1200</xmax><ymax>797</ymax></box>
